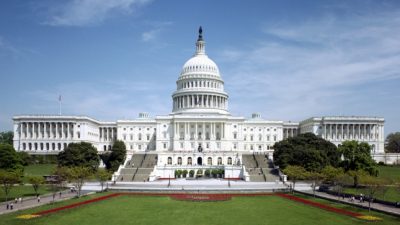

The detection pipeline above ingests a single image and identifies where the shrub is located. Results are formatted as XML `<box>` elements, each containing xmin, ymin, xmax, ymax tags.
<box><xmin>205</xmin><ymin>169</ymin><xmax>211</xmax><ymax>177</ymax></box>
<box><xmin>196</xmin><ymin>169</ymin><xmax>203</xmax><ymax>177</ymax></box>
<box><xmin>189</xmin><ymin>170</ymin><xmax>195</xmax><ymax>178</ymax></box>
<box><xmin>175</xmin><ymin>170</ymin><xmax>182</xmax><ymax>178</ymax></box>
<box><xmin>182</xmin><ymin>170</ymin><xmax>188</xmax><ymax>178</ymax></box>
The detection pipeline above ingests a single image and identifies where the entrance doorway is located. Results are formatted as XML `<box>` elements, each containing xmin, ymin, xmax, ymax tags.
<box><xmin>197</xmin><ymin>157</ymin><xmax>202</xmax><ymax>165</ymax></box>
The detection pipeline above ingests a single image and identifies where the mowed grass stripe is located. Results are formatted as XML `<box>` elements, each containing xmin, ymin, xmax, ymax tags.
<box><xmin>6</xmin><ymin>195</ymin><xmax>398</xmax><ymax>225</ymax></box>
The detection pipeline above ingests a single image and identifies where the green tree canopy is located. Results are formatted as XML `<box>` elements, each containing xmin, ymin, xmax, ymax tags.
<box><xmin>0</xmin><ymin>131</ymin><xmax>13</xmax><ymax>145</ymax></box>
<box><xmin>67</xmin><ymin>167</ymin><xmax>93</xmax><ymax>197</ymax></box>
<box><xmin>283</xmin><ymin>165</ymin><xmax>307</xmax><ymax>193</ymax></box>
<box><xmin>101</xmin><ymin>140</ymin><xmax>127</xmax><ymax>172</ymax></box>
<box><xmin>57</xmin><ymin>142</ymin><xmax>100</xmax><ymax>172</ymax></box>
<box><xmin>0</xmin><ymin>170</ymin><xmax>20</xmax><ymax>201</ymax></box>
<box><xmin>27</xmin><ymin>176</ymin><xmax>45</xmax><ymax>194</ymax></box>
<box><xmin>273</xmin><ymin>133</ymin><xmax>340</xmax><ymax>172</ymax></box>
<box><xmin>339</xmin><ymin>140</ymin><xmax>378</xmax><ymax>187</ymax></box>
<box><xmin>385</xmin><ymin>132</ymin><xmax>400</xmax><ymax>153</ymax></box>
<box><xmin>0</xmin><ymin>143</ymin><xmax>23</xmax><ymax>172</ymax></box>
<box><xmin>96</xmin><ymin>169</ymin><xmax>110</xmax><ymax>192</ymax></box>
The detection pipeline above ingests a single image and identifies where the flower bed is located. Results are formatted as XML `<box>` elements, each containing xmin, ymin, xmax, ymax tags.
<box><xmin>276</xmin><ymin>193</ymin><xmax>364</xmax><ymax>217</ymax></box>
<box><xmin>170</xmin><ymin>194</ymin><xmax>232</xmax><ymax>202</ymax></box>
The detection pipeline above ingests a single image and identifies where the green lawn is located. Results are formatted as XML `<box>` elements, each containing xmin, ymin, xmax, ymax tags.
<box><xmin>0</xmin><ymin>193</ymin><xmax>399</xmax><ymax>225</ymax></box>
<box><xmin>0</xmin><ymin>185</ymin><xmax>62</xmax><ymax>202</ymax></box>
<box><xmin>378</xmin><ymin>165</ymin><xmax>400</xmax><ymax>180</ymax></box>
<box><xmin>23</xmin><ymin>164</ymin><xmax>56</xmax><ymax>183</ymax></box>
<box><xmin>0</xmin><ymin>164</ymin><xmax>58</xmax><ymax>202</ymax></box>
<box><xmin>343</xmin><ymin>165</ymin><xmax>400</xmax><ymax>202</ymax></box>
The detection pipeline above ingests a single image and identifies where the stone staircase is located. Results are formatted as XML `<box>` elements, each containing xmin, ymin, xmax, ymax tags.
<box><xmin>242</xmin><ymin>154</ymin><xmax>279</xmax><ymax>182</ymax></box>
<box><xmin>117</xmin><ymin>153</ymin><xmax>157</xmax><ymax>182</ymax></box>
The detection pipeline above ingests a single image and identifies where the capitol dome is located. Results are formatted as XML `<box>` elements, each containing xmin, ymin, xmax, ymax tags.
<box><xmin>181</xmin><ymin>54</ymin><xmax>220</xmax><ymax>78</ymax></box>
<box><xmin>171</xmin><ymin>27</ymin><xmax>229</xmax><ymax>115</ymax></box>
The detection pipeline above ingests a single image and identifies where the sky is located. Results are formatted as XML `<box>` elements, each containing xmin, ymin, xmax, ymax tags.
<box><xmin>0</xmin><ymin>0</ymin><xmax>399</xmax><ymax>137</ymax></box>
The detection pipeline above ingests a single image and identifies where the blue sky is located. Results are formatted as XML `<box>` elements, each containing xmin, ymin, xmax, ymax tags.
<box><xmin>0</xmin><ymin>0</ymin><xmax>399</xmax><ymax>137</ymax></box>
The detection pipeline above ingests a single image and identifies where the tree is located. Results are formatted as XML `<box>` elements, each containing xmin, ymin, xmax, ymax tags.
<box><xmin>306</xmin><ymin>171</ymin><xmax>325</xmax><ymax>197</ymax></box>
<box><xmin>102</xmin><ymin>140</ymin><xmax>127</xmax><ymax>172</ymax></box>
<box><xmin>57</xmin><ymin>142</ymin><xmax>100</xmax><ymax>172</ymax></box>
<box><xmin>96</xmin><ymin>169</ymin><xmax>110</xmax><ymax>192</ymax></box>
<box><xmin>53</xmin><ymin>166</ymin><xmax>70</xmax><ymax>189</ymax></box>
<box><xmin>0</xmin><ymin>170</ymin><xmax>20</xmax><ymax>201</ymax></box>
<box><xmin>321</xmin><ymin>166</ymin><xmax>344</xmax><ymax>185</ymax></box>
<box><xmin>67</xmin><ymin>167</ymin><xmax>93</xmax><ymax>197</ymax></box>
<box><xmin>17</xmin><ymin>151</ymin><xmax>33</xmax><ymax>166</ymax></box>
<box><xmin>0</xmin><ymin>143</ymin><xmax>23</xmax><ymax>172</ymax></box>
<box><xmin>359</xmin><ymin>175</ymin><xmax>389</xmax><ymax>212</ymax></box>
<box><xmin>385</xmin><ymin>132</ymin><xmax>400</xmax><ymax>153</ymax></box>
<box><xmin>283</xmin><ymin>165</ymin><xmax>307</xmax><ymax>193</ymax></box>
<box><xmin>273</xmin><ymin>133</ymin><xmax>340</xmax><ymax>172</ymax></box>
<box><xmin>0</xmin><ymin>131</ymin><xmax>13</xmax><ymax>145</ymax></box>
<box><xmin>339</xmin><ymin>140</ymin><xmax>378</xmax><ymax>187</ymax></box>
<box><xmin>28</xmin><ymin>176</ymin><xmax>45</xmax><ymax>195</ymax></box>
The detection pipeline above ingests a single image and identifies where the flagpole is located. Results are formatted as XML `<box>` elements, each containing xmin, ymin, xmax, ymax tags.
<box><xmin>59</xmin><ymin>95</ymin><xmax>62</xmax><ymax>116</ymax></box>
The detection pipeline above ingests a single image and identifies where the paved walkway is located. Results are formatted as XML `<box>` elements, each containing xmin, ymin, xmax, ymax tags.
<box><xmin>297</xmin><ymin>189</ymin><xmax>400</xmax><ymax>217</ymax></box>
<box><xmin>0</xmin><ymin>189</ymin><xmax>85</xmax><ymax>215</ymax></box>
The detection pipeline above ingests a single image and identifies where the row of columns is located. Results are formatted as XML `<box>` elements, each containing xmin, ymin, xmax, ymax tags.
<box><xmin>178</xmin><ymin>79</ymin><xmax>221</xmax><ymax>90</ymax></box>
<box><xmin>174</xmin><ymin>122</ymin><xmax>225</xmax><ymax>141</ymax></box>
<box><xmin>283</xmin><ymin>128</ymin><xmax>298</xmax><ymax>139</ymax></box>
<box><xmin>22</xmin><ymin>142</ymin><xmax>67</xmax><ymax>151</ymax></box>
<box><xmin>99</xmin><ymin>127</ymin><xmax>116</xmax><ymax>142</ymax></box>
<box><xmin>173</xmin><ymin>94</ymin><xmax>227</xmax><ymax>110</ymax></box>
<box><xmin>322</xmin><ymin>123</ymin><xmax>383</xmax><ymax>141</ymax></box>
<box><xmin>20</xmin><ymin>122</ymin><xmax>74</xmax><ymax>139</ymax></box>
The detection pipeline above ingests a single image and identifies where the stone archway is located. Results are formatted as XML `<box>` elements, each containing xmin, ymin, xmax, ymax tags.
<box><xmin>197</xmin><ymin>157</ymin><xmax>202</xmax><ymax>165</ymax></box>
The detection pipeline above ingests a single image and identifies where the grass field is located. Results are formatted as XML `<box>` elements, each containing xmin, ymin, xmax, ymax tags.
<box><xmin>1</xmin><ymin>193</ymin><xmax>399</xmax><ymax>225</ymax></box>
<box><xmin>22</xmin><ymin>164</ymin><xmax>56</xmax><ymax>183</ymax></box>
<box><xmin>344</xmin><ymin>165</ymin><xmax>400</xmax><ymax>202</ymax></box>
<box><xmin>0</xmin><ymin>164</ymin><xmax>58</xmax><ymax>202</ymax></box>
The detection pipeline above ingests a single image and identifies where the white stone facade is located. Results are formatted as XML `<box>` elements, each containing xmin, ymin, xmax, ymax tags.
<box><xmin>298</xmin><ymin>117</ymin><xmax>385</xmax><ymax>153</ymax></box>
<box><xmin>12</xmin><ymin>28</ymin><xmax>387</xmax><ymax>170</ymax></box>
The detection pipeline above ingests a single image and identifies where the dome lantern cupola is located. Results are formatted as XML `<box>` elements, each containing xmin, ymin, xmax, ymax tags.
<box><xmin>195</xmin><ymin>26</ymin><xmax>205</xmax><ymax>55</ymax></box>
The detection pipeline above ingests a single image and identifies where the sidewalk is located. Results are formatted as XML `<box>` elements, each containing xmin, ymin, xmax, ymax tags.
<box><xmin>0</xmin><ymin>189</ymin><xmax>79</xmax><ymax>215</ymax></box>
<box><xmin>297</xmin><ymin>189</ymin><xmax>400</xmax><ymax>217</ymax></box>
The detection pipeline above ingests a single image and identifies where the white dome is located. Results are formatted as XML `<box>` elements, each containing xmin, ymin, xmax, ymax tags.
<box><xmin>181</xmin><ymin>54</ymin><xmax>220</xmax><ymax>77</ymax></box>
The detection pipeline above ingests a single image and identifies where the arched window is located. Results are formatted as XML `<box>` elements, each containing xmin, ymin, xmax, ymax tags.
<box><xmin>57</xmin><ymin>143</ymin><xmax>61</xmax><ymax>150</ymax></box>
<box><xmin>187</xmin><ymin>157</ymin><xmax>192</xmax><ymax>165</ymax></box>
<box><xmin>208</xmin><ymin>157</ymin><xmax>212</xmax><ymax>165</ymax></box>
<box><xmin>216</xmin><ymin>132</ymin><xmax>220</xmax><ymax>140</ymax></box>
<box><xmin>46</xmin><ymin>143</ymin><xmax>49</xmax><ymax>150</ymax></box>
<box><xmin>22</xmin><ymin>143</ymin><xmax>26</xmax><ymax>150</ymax></box>
<box><xmin>52</xmin><ymin>143</ymin><xmax>55</xmax><ymax>150</ymax></box>
<box><xmin>227</xmin><ymin>157</ymin><xmax>232</xmax><ymax>165</ymax></box>
<box><xmin>178</xmin><ymin>157</ymin><xmax>182</xmax><ymax>165</ymax></box>
<box><xmin>138</xmin><ymin>133</ymin><xmax>142</xmax><ymax>141</ymax></box>
<box><xmin>206</xmin><ymin>132</ymin><xmax>210</xmax><ymax>140</ymax></box>
<box><xmin>40</xmin><ymin>143</ymin><xmax>43</xmax><ymax>150</ymax></box>
<box><xmin>218</xmin><ymin>157</ymin><xmax>222</xmax><ymax>165</ymax></box>
<box><xmin>167</xmin><ymin>157</ymin><xmax>172</xmax><ymax>165</ymax></box>
<box><xmin>104</xmin><ymin>145</ymin><xmax>107</xmax><ymax>151</ymax></box>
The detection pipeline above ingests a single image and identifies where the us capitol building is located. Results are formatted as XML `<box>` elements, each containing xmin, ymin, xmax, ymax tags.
<box><xmin>12</xmin><ymin>28</ymin><xmax>389</xmax><ymax>180</ymax></box>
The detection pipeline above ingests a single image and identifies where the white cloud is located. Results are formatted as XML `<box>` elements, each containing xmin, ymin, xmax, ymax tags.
<box><xmin>44</xmin><ymin>0</ymin><xmax>152</xmax><ymax>26</ymax></box>
<box><xmin>141</xmin><ymin>21</ymin><xmax>173</xmax><ymax>42</ymax></box>
<box><xmin>28</xmin><ymin>79</ymin><xmax>171</xmax><ymax>121</ymax></box>
<box><xmin>219</xmin><ymin>10</ymin><xmax>400</xmax><ymax>123</ymax></box>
